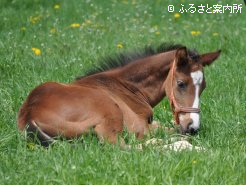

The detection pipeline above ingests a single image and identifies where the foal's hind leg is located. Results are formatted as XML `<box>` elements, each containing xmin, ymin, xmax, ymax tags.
<box><xmin>94</xmin><ymin>122</ymin><xmax>126</xmax><ymax>148</ymax></box>
<box><xmin>93</xmin><ymin>106</ymin><xmax>128</xmax><ymax>149</ymax></box>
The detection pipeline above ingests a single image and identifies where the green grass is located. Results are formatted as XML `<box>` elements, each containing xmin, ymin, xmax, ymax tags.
<box><xmin>0</xmin><ymin>0</ymin><xmax>246</xmax><ymax>184</ymax></box>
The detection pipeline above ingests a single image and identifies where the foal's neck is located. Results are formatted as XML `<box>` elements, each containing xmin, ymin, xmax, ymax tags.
<box><xmin>116</xmin><ymin>50</ymin><xmax>176</xmax><ymax>107</ymax></box>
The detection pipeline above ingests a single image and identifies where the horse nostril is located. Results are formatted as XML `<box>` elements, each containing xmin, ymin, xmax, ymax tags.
<box><xmin>189</xmin><ymin>127</ymin><xmax>195</xmax><ymax>134</ymax></box>
<box><xmin>188</xmin><ymin>121</ymin><xmax>198</xmax><ymax>134</ymax></box>
<box><xmin>189</xmin><ymin>126</ymin><xmax>198</xmax><ymax>135</ymax></box>
<box><xmin>188</xmin><ymin>120</ymin><xmax>193</xmax><ymax>128</ymax></box>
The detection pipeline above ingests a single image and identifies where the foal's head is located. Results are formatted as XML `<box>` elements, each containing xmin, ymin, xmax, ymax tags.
<box><xmin>166</xmin><ymin>47</ymin><xmax>221</xmax><ymax>134</ymax></box>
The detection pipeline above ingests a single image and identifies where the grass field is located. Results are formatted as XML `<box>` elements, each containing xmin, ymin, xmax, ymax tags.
<box><xmin>0</xmin><ymin>0</ymin><xmax>246</xmax><ymax>184</ymax></box>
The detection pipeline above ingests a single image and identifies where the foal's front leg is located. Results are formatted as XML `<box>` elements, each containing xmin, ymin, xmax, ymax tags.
<box><xmin>148</xmin><ymin>120</ymin><xmax>176</xmax><ymax>134</ymax></box>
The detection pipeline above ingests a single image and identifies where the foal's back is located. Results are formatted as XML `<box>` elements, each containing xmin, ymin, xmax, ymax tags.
<box><xmin>17</xmin><ymin>81</ymin><xmax>123</xmax><ymax>137</ymax></box>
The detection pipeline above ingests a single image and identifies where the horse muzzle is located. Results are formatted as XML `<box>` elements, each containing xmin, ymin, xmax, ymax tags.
<box><xmin>178</xmin><ymin>113</ymin><xmax>200</xmax><ymax>135</ymax></box>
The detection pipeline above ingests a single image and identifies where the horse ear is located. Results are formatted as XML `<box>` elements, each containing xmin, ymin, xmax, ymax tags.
<box><xmin>175</xmin><ymin>47</ymin><xmax>188</xmax><ymax>68</ymax></box>
<box><xmin>200</xmin><ymin>50</ymin><xmax>221</xmax><ymax>66</ymax></box>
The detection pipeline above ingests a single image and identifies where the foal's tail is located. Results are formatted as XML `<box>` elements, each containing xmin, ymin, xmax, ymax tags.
<box><xmin>17</xmin><ymin>101</ymin><xmax>53</xmax><ymax>147</ymax></box>
<box><xmin>26</xmin><ymin>120</ymin><xmax>54</xmax><ymax>147</ymax></box>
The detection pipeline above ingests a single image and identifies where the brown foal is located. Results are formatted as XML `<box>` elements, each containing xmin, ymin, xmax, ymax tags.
<box><xmin>17</xmin><ymin>44</ymin><xmax>221</xmax><ymax>147</ymax></box>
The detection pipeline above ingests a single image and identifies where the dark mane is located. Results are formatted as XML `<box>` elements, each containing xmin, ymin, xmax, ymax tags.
<box><xmin>76</xmin><ymin>43</ymin><xmax>198</xmax><ymax>80</ymax></box>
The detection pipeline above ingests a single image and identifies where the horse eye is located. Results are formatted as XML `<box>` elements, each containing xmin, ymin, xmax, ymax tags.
<box><xmin>177</xmin><ymin>80</ymin><xmax>186</xmax><ymax>89</ymax></box>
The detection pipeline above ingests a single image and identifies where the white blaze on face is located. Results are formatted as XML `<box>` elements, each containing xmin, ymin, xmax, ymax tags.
<box><xmin>190</xmin><ymin>70</ymin><xmax>203</xmax><ymax>130</ymax></box>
